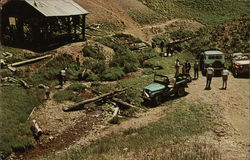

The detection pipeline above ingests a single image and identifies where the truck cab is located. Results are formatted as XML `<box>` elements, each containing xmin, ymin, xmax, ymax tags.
<box><xmin>200</xmin><ymin>50</ymin><xmax>225</xmax><ymax>75</ymax></box>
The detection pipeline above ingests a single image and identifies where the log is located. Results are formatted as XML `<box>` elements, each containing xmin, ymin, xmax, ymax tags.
<box><xmin>7</xmin><ymin>66</ymin><xmax>17</xmax><ymax>72</ymax></box>
<box><xmin>27</xmin><ymin>107</ymin><xmax>37</xmax><ymax>121</ymax></box>
<box><xmin>112</xmin><ymin>107</ymin><xmax>119</xmax><ymax>118</ymax></box>
<box><xmin>112</xmin><ymin>98</ymin><xmax>143</xmax><ymax>110</ymax></box>
<box><xmin>92</xmin><ymin>89</ymin><xmax>144</xmax><ymax>110</ymax></box>
<box><xmin>1</xmin><ymin>77</ymin><xmax>29</xmax><ymax>89</ymax></box>
<box><xmin>63</xmin><ymin>88</ymin><xmax>129</xmax><ymax>112</ymax></box>
<box><xmin>108</xmin><ymin>107</ymin><xmax>119</xmax><ymax>124</ymax></box>
<box><xmin>19</xmin><ymin>79</ymin><xmax>29</xmax><ymax>89</ymax></box>
<box><xmin>10</xmin><ymin>54</ymin><xmax>52</xmax><ymax>67</ymax></box>
<box><xmin>31</xmin><ymin>120</ymin><xmax>43</xmax><ymax>137</ymax></box>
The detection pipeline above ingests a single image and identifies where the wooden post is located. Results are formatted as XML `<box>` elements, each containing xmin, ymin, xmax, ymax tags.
<box><xmin>82</xmin><ymin>15</ymin><xmax>86</xmax><ymax>40</ymax></box>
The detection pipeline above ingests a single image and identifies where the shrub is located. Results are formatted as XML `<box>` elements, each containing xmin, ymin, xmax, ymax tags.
<box><xmin>113</xmin><ymin>33</ymin><xmax>142</xmax><ymax>43</ymax></box>
<box><xmin>53</xmin><ymin>90</ymin><xmax>82</xmax><ymax>102</ymax></box>
<box><xmin>137</xmin><ymin>48</ymin><xmax>158</xmax><ymax>65</ymax></box>
<box><xmin>170</xmin><ymin>29</ymin><xmax>195</xmax><ymax>40</ymax></box>
<box><xmin>110</xmin><ymin>51</ymin><xmax>139</xmax><ymax>73</ymax></box>
<box><xmin>84</xmin><ymin>59</ymin><xmax>106</xmax><ymax>74</ymax></box>
<box><xmin>101</xmin><ymin>67</ymin><xmax>125</xmax><ymax>81</ymax></box>
<box><xmin>152</xmin><ymin>35</ymin><xmax>168</xmax><ymax>45</ymax></box>
<box><xmin>82</xmin><ymin>45</ymin><xmax>105</xmax><ymax>60</ymax></box>
<box><xmin>86</xmin><ymin>73</ymin><xmax>100</xmax><ymax>82</ymax></box>
<box><xmin>66</xmin><ymin>84</ymin><xmax>87</xmax><ymax>92</ymax></box>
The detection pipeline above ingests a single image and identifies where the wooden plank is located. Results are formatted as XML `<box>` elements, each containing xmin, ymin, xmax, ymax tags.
<box><xmin>10</xmin><ymin>54</ymin><xmax>52</xmax><ymax>67</ymax></box>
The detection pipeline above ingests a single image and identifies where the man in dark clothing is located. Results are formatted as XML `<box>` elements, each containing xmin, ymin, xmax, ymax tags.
<box><xmin>193</xmin><ymin>61</ymin><xmax>199</xmax><ymax>79</ymax></box>
<box><xmin>184</xmin><ymin>60</ymin><xmax>191</xmax><ymax>74</ymax></box>
<box><xmin>160</xmin><ymin>40</ymin><xmax>165</xmax><ymax>52</ymax></box>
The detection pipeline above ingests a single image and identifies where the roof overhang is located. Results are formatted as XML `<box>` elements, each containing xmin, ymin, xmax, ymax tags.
<box><xmin>24</xmin><ymin>0</ymin><xmax>89</xmax><ymax>17</ymax></box>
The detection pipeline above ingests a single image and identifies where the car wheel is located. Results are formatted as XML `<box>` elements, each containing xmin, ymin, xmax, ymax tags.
<box><xmin>153</xmin><ymin>95</ymin><xmax>161</xmax><ymax>106</ymax></box>
<box><xmin>233</xmin><ymin>70</ymin><xmax>238</xmax><ymax>78</ymax></box>
<box><xmin>176</xmin><ymin>87</ymin><xmax>185</xmax><ymax>97</ymax></box>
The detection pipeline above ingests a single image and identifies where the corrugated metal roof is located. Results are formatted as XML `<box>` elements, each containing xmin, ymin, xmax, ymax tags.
<box><xmin>25</xmin><ymin>0</ymin><xmax>89</xmax><ymax>17</ymax></box>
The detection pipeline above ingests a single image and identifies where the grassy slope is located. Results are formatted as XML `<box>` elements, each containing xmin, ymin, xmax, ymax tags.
<box><xmin>139</xmin><ymin>0</ymin><xmax>250</xmax><ymax>25</ymax></box>
<box><xmin>0</xmin><ymin>86</ymin><xmax>43</xmax><ymax>157</ymax></box>
<box><xmin>45</xmin><ymin>101</ymin><xmax>219</xmax><ymax>160</ymax></box>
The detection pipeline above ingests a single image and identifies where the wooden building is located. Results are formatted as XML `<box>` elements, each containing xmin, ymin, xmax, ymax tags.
<box><xmin>1</xmin><ymin>0</ymin><xmax>89</xmax><ymax>48</ymax></box>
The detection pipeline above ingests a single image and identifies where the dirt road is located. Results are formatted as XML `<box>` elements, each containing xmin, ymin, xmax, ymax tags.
<box><xmin>57</xmin><ymin>73</ymin><xmax>250</xmax><ymax>160</ymax></box>
<box><xmin>184</xmin><ymin>74</ymin><xmax>250</xmax><ymax>160</ymax></box>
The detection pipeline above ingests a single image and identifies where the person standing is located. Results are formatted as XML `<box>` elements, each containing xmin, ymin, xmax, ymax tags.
<box><xmin>193</xmin><ymin>61</ymin><xmax>199</xmax><ymax>79</ymax></box>
<box><xmin>175</xmin><ymin>59</ymin><xmax>180</xmax><ymax>77</ymax></box>
<box><xmin>221</xmin><ymin>67</ymin><xmax>229</xmax><ymax>89</ymax></box>
<box><xmin>160</xmin><ymin>40</ymin><xmax>165</xmax><ymax>53</ymax></box>
<box><xmin>184</xmin><ymin>60</ymin><xmax>191</xmax><ymax>74</ymax></box>
<box><xmin>205</xmin><ymin>64</ymin><xmax>214</xmax><ymax>90</ymax></box>
<box><xmin>60</xmin><ymin>68</ymin><xmax>67</xmax><ymax>84</ymax></box>
<box><xmin>170</xmin><ymin>47</ymin><xmax>174</xmax><ymax>56</ymax></box>
<box><xmin>44</xmin><ymin>85</ymin><xmax>50</xmax><ymax>100</ymax></box>
<box><xmin>182</xmin><ymin>64</ymin><xmax>186</xmax><ymax>74</ymax></box>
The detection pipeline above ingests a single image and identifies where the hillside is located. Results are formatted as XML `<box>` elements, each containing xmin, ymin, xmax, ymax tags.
<box><xmin>0</xmin><ymin>0</ymin><xmax>250</xmax><ymax>160</ymax></box>
<box><xmin>77</xmin><ymin>0</ymin><xmax>250</xmax><ymax>29</ymax></box>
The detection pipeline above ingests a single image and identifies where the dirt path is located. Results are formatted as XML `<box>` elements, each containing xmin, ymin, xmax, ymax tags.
<box><xmin>184</xmin><ymin>74</ymin><xmax>250</xmax><ymax>160</ymax></box>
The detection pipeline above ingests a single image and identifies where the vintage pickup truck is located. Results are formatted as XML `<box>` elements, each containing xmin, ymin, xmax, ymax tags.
<box><xmin>142</xmin><ymin>74</ymin><xmax>189</xmax><ymax>105</ymax></box>
<box><xmin>230</xmin><ymin>53</ymin><xmax>250</xmax><ymax>77</ymax></box>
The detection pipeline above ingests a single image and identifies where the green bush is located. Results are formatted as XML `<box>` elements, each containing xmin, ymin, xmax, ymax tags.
<box><xmin>66</xmin><ymin>84</ymin><xmax>87</xmax><ymax>92</ymax></box>
<box><xmin>110</xmin><ymin>51</ymin><xmax>139</xmax><ymax>73</ymax></box>
<box><xmin>113</xmin><ymin>33</ymin><xmax>142</xmax><ymax>43</ymax></box>
<box><xmin>170</xmin><ymin>29</ymin><xmax>195</xmax><ymax>40</ymax></box>
<box><xmin>101</xmin><ymin>67</ymin><xmax>125</xmax><ymax>81</ymax></box>
<box><xmin>53</xmin><ymin>90</ymin><xmax>82</xmax><ymax>103</ymax></box>
<box><xmin>152</xmin><ymin>35</ymin><xmax>168</xmax><ymax>45</ymax></box>
<box><xmin>82</xmin><ymin>45</ymin><xmax>105</xmax><ymax>60</ymax></box>
<box><xmin>86</xmin><ymin>73</ymin><xmax>100</xmax><ymax>82</ymax></box>
<box><xmin>137</xmin><ymin>48</ymin><xmax>158</xmax><ymax>65</ymax></box>
<box><xmin>84</xmin><ymin>59</ymin><xmax>106</xmax><ymax>74</ymax></box>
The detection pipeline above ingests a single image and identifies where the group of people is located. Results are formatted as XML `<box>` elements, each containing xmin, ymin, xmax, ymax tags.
<box><xmin>174</xmin><ymin>59</ymin><xmax>230</xmax><ymax>90</ymax></box>
<box><xmin>152</xmin><ymin>40</ymin><xmax>174</xmax><ymax>57</ymax></box>
<box><xmin>205</xmin><ymin>65</ymin><xmax>229</xmax><ymax>90</ymax></box>
<box><xmin>174</xmin><ymin>59</ymin><xmax>199</xmax><ymax>79</ymax></box>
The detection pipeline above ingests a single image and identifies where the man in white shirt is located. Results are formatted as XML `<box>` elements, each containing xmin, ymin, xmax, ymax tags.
<box><xmin>205</xmin><ymin>64</ymin><xmax>214</xmax><ymax>90</ymax></box>
<box><xmin>221</xmin><ymin>67</ymin><xmax>229</xmax><ymax>89</ymax></box>
<box><xmin>175</xmin><ymin>59</ymin><xmax>180</xmax><ymax>77</ymax></box>
<box><xmin>44</xmin><ymin>85</ymin><xmax>50</xmax><ymax>100</ymax></box>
